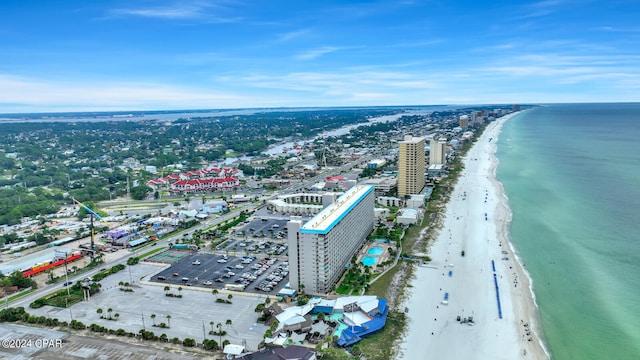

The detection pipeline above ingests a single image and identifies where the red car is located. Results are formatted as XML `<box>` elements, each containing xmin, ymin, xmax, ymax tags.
<box><xmin>173</xmin><ymin>272</ymin><xmax>179</xmax><ymax>276</ymax></box>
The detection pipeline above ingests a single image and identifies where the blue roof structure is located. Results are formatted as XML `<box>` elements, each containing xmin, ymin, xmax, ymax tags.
<box><xmin>128</xmin><ymin>237</ymin><xmax>149</xmax><ymax>247</ymax></box>
<box><xmin>336</xmin><ymin>299</ymin><xmax>389</xmax><ymax>347</ymax></box>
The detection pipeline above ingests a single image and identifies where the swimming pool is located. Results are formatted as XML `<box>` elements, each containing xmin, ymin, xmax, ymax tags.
<box><xmin>362</xmin><ymin>256</ymin><xmax>378</xmax><ymax>267</ymax></box>
<box><xmin>367</xmin><ymin>247</ymin><xmax>384</xmax><ymax>255</ymax></box>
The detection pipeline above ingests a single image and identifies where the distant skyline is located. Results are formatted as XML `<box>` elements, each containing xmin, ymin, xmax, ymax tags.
<box><xmin>1</xmin><ymin>0</ymin><xmax>639</xmax><ymax>113</ymax></box>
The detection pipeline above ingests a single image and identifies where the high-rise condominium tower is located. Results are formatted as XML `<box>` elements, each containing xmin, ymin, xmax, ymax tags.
<box><xmin>398</xmin><ymin>135</ymin><xmax>425</xmax><ymax>198</ymax></box>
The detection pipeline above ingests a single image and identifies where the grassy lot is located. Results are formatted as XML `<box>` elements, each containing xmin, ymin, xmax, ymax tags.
<box><xmin>7</xmin><ymin>288</ymin><xmax>36</xmax><ymax>302</ymax></box>
<box><xmin>138</xmin><ymin>247</ymin><xmax>166</xmax><ymax>259</ymax></box>
<box><xmin>357</xmin><ymin>310</ymin><xmax>407</xmax><ymax>360</ymax></box>
<box><xmin>365</xmin><ymin>263</ymin><xmax>403</xmax><ymax>299</ymax></box>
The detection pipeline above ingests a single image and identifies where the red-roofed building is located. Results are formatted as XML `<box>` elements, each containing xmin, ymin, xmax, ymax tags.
<box><xmin>169</xmin><ymin>176</ymin><xmax>239</xmax><ymax>193</ymax></box>
<box><xmin>146</xmin><ymin>166</ymin><xmax>241</xmax><ymax>191</ymax></box>
<box><xmin>325</xmin><ymin>175</ymin><xmax>345</xmax><ymax>182</ymax></box>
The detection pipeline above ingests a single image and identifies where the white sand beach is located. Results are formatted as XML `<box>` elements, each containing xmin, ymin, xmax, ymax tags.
<box><xmin>399</xmin><ymin>113</ymin><xmax>549</xmax><ymax>360</ymax></box>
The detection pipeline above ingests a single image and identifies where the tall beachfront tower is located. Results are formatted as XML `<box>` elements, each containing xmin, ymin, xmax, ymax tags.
<box><xmin>429</xmin><ymin>137</ymin><xmax>447</xmax><ymax>165</ymax></box>
<box><xmin>459</xmin><ymin>114</ymin><xmax>469</xmax><ymax>129</ymax></box>
<box><xmin>287</xmin><ymin>185</ymin><xmax>375</xmax><ymax>294</ymax></box>
<box><xmin>398</xmin><ymin>135</ymin><xmax>426</xmax><ymax>198</ymax></box>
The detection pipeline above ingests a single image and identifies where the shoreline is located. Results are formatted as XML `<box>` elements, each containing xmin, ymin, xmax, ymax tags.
<box><xmin>489</xmin><ymin>115</ymin><xmax>550</xmax><ymax>359</ymax></box>
<box><xmin>399</xmin><ymin>112</ymin><xmax>549</xmax><ymax>360</ymax></box>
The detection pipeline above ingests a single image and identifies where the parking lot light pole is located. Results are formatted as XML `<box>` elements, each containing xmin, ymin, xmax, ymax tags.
<box><xmin>202</xmin><ymin>321</ymin><xmax>206</xmax><ymax>343</ymax></box>
<box><xmin>63</xmin><ymin>253</ymin><xmax>71</xmax><ymax>296</ymax></box>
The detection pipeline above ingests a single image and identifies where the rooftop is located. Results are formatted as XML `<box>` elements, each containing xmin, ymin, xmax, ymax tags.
<box><xmin>300</xmin><ymin>185</ymin><xmax>374</xmax><ymax>235</ymax></box>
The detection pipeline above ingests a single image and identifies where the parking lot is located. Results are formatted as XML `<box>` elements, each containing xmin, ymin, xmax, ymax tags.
<box><xmin>26</xmin><ymin>263</ymin><xmax>269</xmax><ymax>352</ymax></box>
<box><xmin>235</xmin><ymin>218</ymin><xmax>290</xmax><ymax>240</ymax></box>
<box><xmin>151</xmin><ymin>253</ymin><xmax>289</xmax><ymax>295</ymax></box>
<box><xmin>217</xmin><ymin>238</ymin><xmax>289</xmax><ymax>257</ymax></box>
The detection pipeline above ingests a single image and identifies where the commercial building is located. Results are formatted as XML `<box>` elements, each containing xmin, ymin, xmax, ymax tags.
<box><xmin>287</xmin><ymin>185</ymin><xmax>375</xmax><ymax>294</ymax></box>
<box><xmin>363</xmin><ymin>177</ymin><xmax>397</xmax><ymax>196</ymax></box>
<box><xmin>267</xmin><ymin>192</ymin><xmax>337</xmax><ymax>215</ymax></box>
<box><xmin>397</xmin><ymin>135</ymin><xmax>425</xmax><ymax>198</ymax></box>
<box><xmin>367</xmin><ymin>159</ymin><xmax>387</xmax><ymax>168</ymax></box>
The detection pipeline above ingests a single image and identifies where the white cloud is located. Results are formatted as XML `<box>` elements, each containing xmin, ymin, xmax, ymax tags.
<box><xmin>109</xmin><ymin>1</ymin><xmax>241</xmax><ymax>22</ymax></box>
<box><xmin>276</xmin><ymin>29</ymin><xmax>311</xmax><ymax>43</ymax></box>
<box><xmin>515</xmin><ymin>0</ymin><xmax>563</xmax><ymax>19</ymax></box>
<box><xmin>295</xmin><ymin>46</ymin><xmax>342</xmax><ymax>60</ymax></box>
<box><xmin>0</xmin><ymin>74</ymin><xmax>247</xmax><ymax>112</ymax></box>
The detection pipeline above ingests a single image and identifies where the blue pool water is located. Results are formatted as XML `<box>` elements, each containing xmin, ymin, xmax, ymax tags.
<box><xmin>362</xmin><ymin>256</ymin><xmax>378</xmax><ymax>267</ymax></box>
<box><xmin>334</xmin><ymin>323</ymin><xmax>348</xmax><ymax>337</ymax></box>
<box><xmin>367</xmin><ymin>247</ymin><xmax>384</xmax><ymax>255</ymax></box>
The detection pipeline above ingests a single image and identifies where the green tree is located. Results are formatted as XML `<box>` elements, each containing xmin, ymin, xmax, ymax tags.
<box><xmin>130</xmin><ymin>185</ymin><xmax>152</xmax><ymax>200</ymax></box>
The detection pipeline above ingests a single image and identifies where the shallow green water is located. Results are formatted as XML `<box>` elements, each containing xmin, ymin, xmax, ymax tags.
<box><xmin>497</xmin><ymin>104</ymin><xmax>640</xmax><ymax>360</ymax></box>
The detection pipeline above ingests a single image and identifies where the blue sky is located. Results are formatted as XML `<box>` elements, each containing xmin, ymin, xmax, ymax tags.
<box><xmin>1</xmin><ymin>0</ymin><xmax>639</xmax><ymax>112</ymax></box>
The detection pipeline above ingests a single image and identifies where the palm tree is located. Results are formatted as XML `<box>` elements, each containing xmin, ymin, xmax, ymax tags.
<box><xmin>166</xmin><ymin>315</ymin><xmax>171</xmax><ymax>328</ymax></box>
<box><xmin>210</xmin><ymin>321</ymin><xmax>215</xmax><ymax>332</ymax></box>
<box><xmin>212</xmin><ymin>289</ymin><xmax>218</xmax><ymax>300</ymax></box>
<box><xmin>164</xmin><ymin>286</ymin><xmax>170</xmax><ymax>295</ymax></box>
<box><xmin>227</xmin><ymin>294</ymin><xmax>233</xmax><ymax>302</ymax></box>
<box><xmin>107</xmin><ymin>308</ymin><xmax>113</xmax><ymax>320</ymax></box>
<box><xmin>265</xmin><ymin>297</ymin><xmax>271</xmax><ymax>305</ymax></box>
<box><xmin>114</xmin><ymin>313</ymin><xmax>120</xmax><ymax>321</ymax></box>
<box><xmin>96</xmin><ymin>308</ymin><xmax>103</xmax><ymax>318</ymax></box>
<box><xmin>225</xmin><ymin>319</ymin><xmax>232</xmax><ymax>329</ymax></box>
<box><xmin>216</xmin><ymin>323</ymin><xmax>223</xmax><ymax>344</ymax></box>
<box><xmin>178</xmin><ymin>286</ymin><xmax>183</xmax><ymax>297</ymax></box>
<box><xmin>151</xmin><ymin>314</ymin><xmax>156</xmax><ymax>326</ymax></box>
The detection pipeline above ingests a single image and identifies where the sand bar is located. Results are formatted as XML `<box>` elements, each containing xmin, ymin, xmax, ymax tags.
<box><xmin>399</xmin><ymin>113</ymin><xmax>549</xmax><ymax>360</ymax></box>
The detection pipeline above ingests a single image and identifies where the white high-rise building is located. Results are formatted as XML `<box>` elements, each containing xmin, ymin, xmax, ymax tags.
<box><xmin>287</xmin><ymin>185</ymin><xmax>375</xmax><ymax>294</ymax></box>
<box><xmin>429</xmin><ymin>138</ymin><xmax>447</xmax><ymax>165</ymax></box>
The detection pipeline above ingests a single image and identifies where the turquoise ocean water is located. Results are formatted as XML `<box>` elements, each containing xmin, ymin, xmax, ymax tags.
<box><xmin>497</xmin><ymin>103</ymin><xmax>640</xmax><ymax>359</ymax></box>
